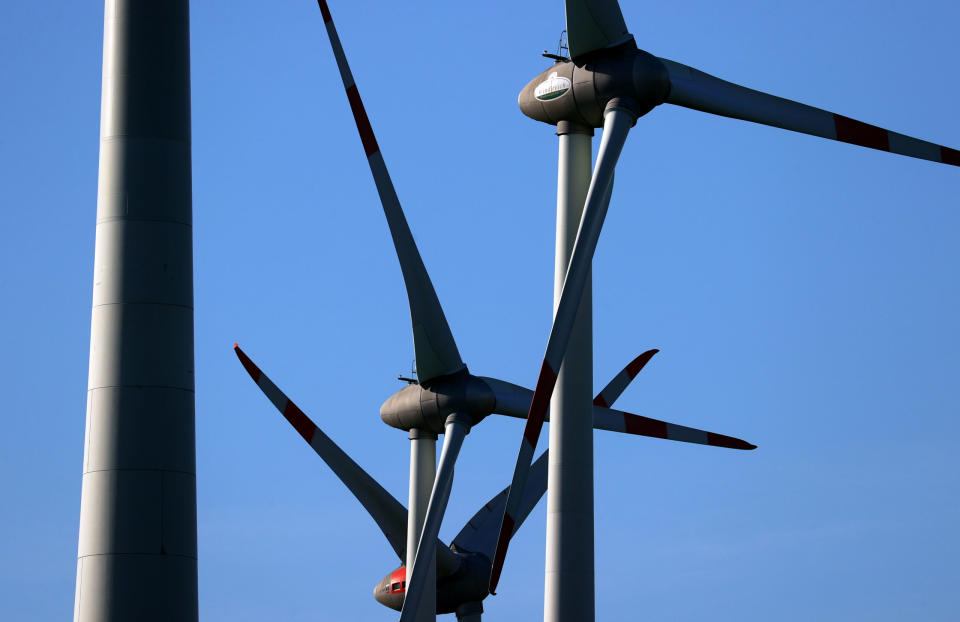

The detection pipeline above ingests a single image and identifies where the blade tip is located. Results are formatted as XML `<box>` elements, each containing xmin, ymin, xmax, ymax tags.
<box><xmin>734</xmin><ymin>436</ymin><xmax>757</xmax><ymax>450</ymax></box>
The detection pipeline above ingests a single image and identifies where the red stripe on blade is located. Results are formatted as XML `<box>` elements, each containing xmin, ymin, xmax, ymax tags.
<box><xmin>316</xmin><ymin>0</ymin><xmax>332</xmax><ymax>23</ymax></box>
<box><xmin>623</xmin><ymin>414</ymin><xmax>668</xmax><ymax>439</ymax></box>
<box><xmin>345</xmin><ymin>85</ymin><xmax>379</xmax><ymax>157</ymax></box>
<box><xmin>626</xmin><ymin>349</ymin><xmax>658</xmax><ymax>378</ymax></box>
<box><xmin>283</xmin><ymin>401</ymin><xmax>317</xmax><ymax>443</ymax></box>
<box><xmin>592</xmin><ymin>395</ymin><xmax>609</xmax><ymax>407</ymax></box>
<box><xmin>523</xmin><ymin>361</ymin><xmax>557</xmax><ymax>446</ymax></box>
<box><xmin>834</xmin><ymin>115</ymin><xmax>889</xmax><ymax>151</ymax></box>
<box><xmin>489</xmin><ymin>513</ymin><xmax>515</xmax><ymax>594</ymax></box>
<box><xmin>707</xmin><ymin>432</ymin><xmax>756</xmax><ymax>450</ymax></box>
<box><xmin>941</xmin><ymin>146</ymin><xmax>960</xmax><ymax>167</ymax></box>
<box><xmin>234</xmin><ymin>346</ymin><xmax>262</xmax><ymax>382</ymax></box>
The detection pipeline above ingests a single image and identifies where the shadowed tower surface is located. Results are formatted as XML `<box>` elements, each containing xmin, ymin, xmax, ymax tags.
<box><xmin>74</xmin><ymin>1</ymin><xmax>197</xmax><ymax>620</ymax></box>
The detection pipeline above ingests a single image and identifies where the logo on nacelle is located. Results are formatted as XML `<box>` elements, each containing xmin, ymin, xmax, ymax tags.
<box><xmin>534</xmin><ymin>72</ymin><xmax>571</xmax><ymax>101</ymax></box>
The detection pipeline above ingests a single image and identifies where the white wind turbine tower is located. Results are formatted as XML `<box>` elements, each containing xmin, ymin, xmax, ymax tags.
<box><xmin>74</xmin><ymin>1</ymin><xmax>197</xmax><ymax>620</ymax></box>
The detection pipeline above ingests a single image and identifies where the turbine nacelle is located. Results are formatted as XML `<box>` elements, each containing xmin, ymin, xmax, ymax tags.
<box><xmin>518</xmin><ymin>42</ymin><xmax>670</xmax><ymax>128</ymax></box>
<box><xmin>373</xmin><ymin>566</ymin><xmax>406</xmax><ymax>612</ymax></box>
<box><xmin>374</xmin><ymin>551</ymin><xmax>490</xmax><ymax>615</ymax></box>
<box><xmin>380</xmin><ymin>372</ymin><xmax>495</xmax><ymax>433</ymax></box>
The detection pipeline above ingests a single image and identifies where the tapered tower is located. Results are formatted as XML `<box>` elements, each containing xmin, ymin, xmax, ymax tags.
<box><xmin>74</xmin><ymin>1</ymin><xmax>197</xmax><ymax>620</ymax></box>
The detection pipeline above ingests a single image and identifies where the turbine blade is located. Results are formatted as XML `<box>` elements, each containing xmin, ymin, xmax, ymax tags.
<box><xmin>234</xmin><ymin>344</ymin><xmax>462</xmax><ymax>575</ymax></box>
<box><xmin>593</xmin><ymin>349</ymin><xmax>658</xmax><ymax>408</ymax></box>
<box><xmin>315</xmin><ymin>1</ymin><xmax>466</xmax><ymax>383</ymax></box>
<box><xmin>451</xmin><ymin>450</ymin><xmax>549</xmax><ymax>559</ymax></box>
<box><xmin>234</xmin><ymin>344</ymin><xmax>408</xmax><ymax>560</ymax></box>
<box><xmin>565</xmin><ymin>0</ymin><xmax>632</xmax><ymax>60</ymax></box>
<box><xmin>480</xmin><ymin>375</ymin><xmax>752</xmax><ymax>449</ymax></box>
<box><xmin>591</xmin><ymin>404</ymin><xmax>756</xmax><ymax>450</ymax></box>
<box><xmin>478</xmin><ymin>376</ymin><xmax>536</xmax><ymax>419</ymax></box>
<box><xmin>400</xmin><ymin>415</ymin><xmax>471</xmax><ymax>622</ymax></box>
<box><xmin>489</xmin><ymin>104</ymin><xmax>635</xmax><ymax>595</ymax></box>
<box><xmin>660</xmin><ymin>57</ymin><xmax>960</xmax><ymax>167</ymax></box>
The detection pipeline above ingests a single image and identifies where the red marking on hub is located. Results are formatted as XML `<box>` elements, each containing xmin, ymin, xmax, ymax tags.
<box><xmin>283</xmin><ymin>401</ymin><xmax>316</xmax><ymax>443</ymax></box>
<box><xmin>941</xmin><ymin>146</ymin><xmax>960</xmax><ymax>167</ymax></box>
<box><xmin>624</xmin><ymin>414</ymin><xmax>668</xmax><ymax>439</ymax></box>
<box><xmin>346</xmin><ymin>85</ymin><xmax>380</xmax><ymax>157</ymax></box>
<box><xmin>389</xmin><ymin>567</ymin><xmax>406</xmax><ymax>594</ymax></box>
<box><xmin>834</xmin><ymin>115</ymin><xmax>889</xmax><ymax>151</ymax></box>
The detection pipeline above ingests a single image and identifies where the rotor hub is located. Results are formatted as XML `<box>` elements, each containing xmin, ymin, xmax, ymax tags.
<box><xmin>518</xmin><ymin>44</ymin><xmax>670</xmax><ymax>128</ymax></box>
<box><xmin>380</xmin><ymin>372</ymin><xmax>495</xmax><ymax>434</ymax></box>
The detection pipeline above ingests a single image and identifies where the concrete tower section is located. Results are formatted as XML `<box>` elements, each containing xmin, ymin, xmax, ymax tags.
<box><xmin>74</xmin><ymin>1</ymin><xmax>197</xmax><ymax>620</ymax></box>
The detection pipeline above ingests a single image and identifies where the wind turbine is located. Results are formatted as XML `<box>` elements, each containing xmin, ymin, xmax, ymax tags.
<box><xmin>233</xmin><ymin>344</ymin><xmax>545</xmax><ymax>621</ymax></box>
<box><xmin>489</xmin><ymin>1</ymin><xmax>959</xmax><ymax>620</ymax></box>
<box><xmin>233</xmin><ymin>2</ymin><xmax>755</xmax><ymax>620</ymax></box>
<box><xmin>234</xmin><ymin>343</ymin><xmax>664</xmax><ymax>620</ymax></box>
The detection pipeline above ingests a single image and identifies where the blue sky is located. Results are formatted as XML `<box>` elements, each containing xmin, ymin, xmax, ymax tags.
<box><xmin>2</xmin><ymin>1</ymin><xmax>959</xmax><ymax>620</ymax></box>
